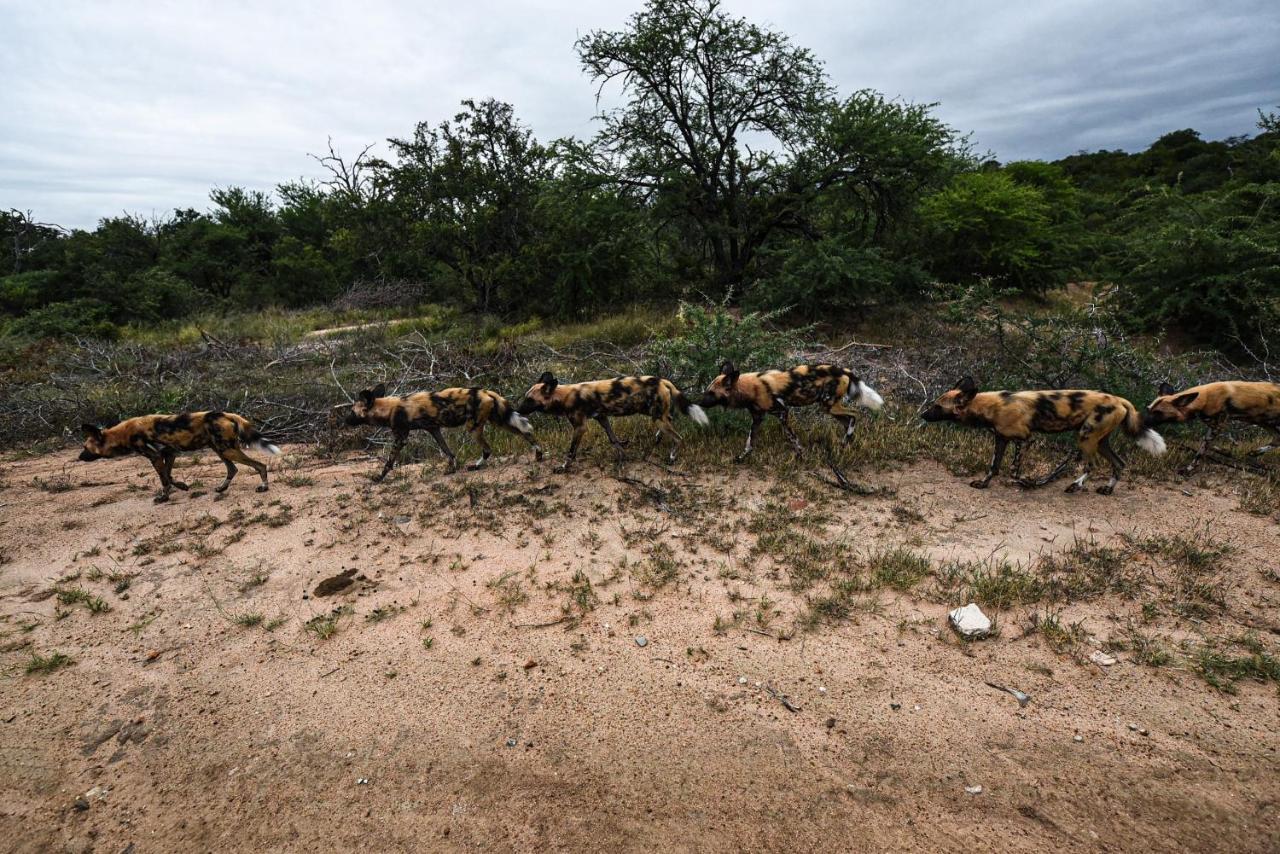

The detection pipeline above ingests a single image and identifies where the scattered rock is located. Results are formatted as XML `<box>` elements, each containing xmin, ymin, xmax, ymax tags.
<box><xmin>356</xmin><ymin>777</ymin><xmax>370</xmax><ymax>785</ymax></box>
<box><xmin>1073</xmin><ymin>735</ymin><xmax>1084</xmax><ymax>743</ymax></box>
<box><xmin>522</xmin><ymin>659</ymin><xmax>537</xmax><ymax>670</ymax></box>
<box><xmin>965</xmin><ymin>785</ymin><xmax>983</xmax><ymax>795</ymax></box>
<box><xmin>949</xmin><ymin>603</ymin><xmax>991</xmax><ymax>638</ymax></box>
<box><xmin>1089</xmin><ymin>650</ymin><xmax>1117</xmax><ymax>667</ymax></box>
<box><xmin>890</xmin><ymin>702</ymin><xmax>901</xmax><ymax>711</ymax></box>
<box><xmin>737</xmin><ymin>676</ymin><xmax>748</xmax><ymax>685</ymax></box>
<box><xmin>825</xmin><ymin>717</ymin><xmax>836</xmax><ymax>729</ymax></box>
<box><xmin>505</xmin><ymin>738</ymin><xmax>517</xmax><ymax>748</ymax></box>
<box><xmin>634</xmin><ymin>636</ymin><xmax>648</xmax><ymax>648</ymax></box>
<box><xmin>72</xmin><ymin>797</ymin><xmax>89</xmax><ymax>811</ymax></box>
<box><xmin>314</xmin><ymin>569</ymin><xmax>357</xmax><ymax>597</ymax></box>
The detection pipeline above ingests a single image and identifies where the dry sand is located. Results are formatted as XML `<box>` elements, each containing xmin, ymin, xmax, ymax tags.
<box><xmin>1</xmin><ymin>444</ymin><xmax>1277</xmax><ymax>852</ymax></box>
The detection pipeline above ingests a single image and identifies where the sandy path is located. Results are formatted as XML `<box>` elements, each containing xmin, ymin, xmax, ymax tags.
<box><xmin>0</xmin><ymin>447</ymin><xmax>1277</xmax><ymax>852</ymax></box>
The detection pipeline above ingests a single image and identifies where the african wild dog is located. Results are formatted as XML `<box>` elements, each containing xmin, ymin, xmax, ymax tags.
<box><xmin>345</xmin><ymin>383</ymin><xmax>542</xmax><ymax>481</ymax></box>
<box><xmin>920</xmin><ymin>376</ymin><xmax>1166</xmax><ymax>495</ymax></box>
<box><xmin>699</xmin><ymin>362</ymin><xmax>883</xmax><ymax>460</ymax></box>
<box><xmin>78</xmin><ymin>411</ymin><xmax>280</xmax><ymax>503</ymax></box>
<box><xmin>516</xmin><ymin>373</ymin><xmax>709</xmax><ymax>469</ymax></box>
<box><xmin>1144</xmin><ymin>380</ymin><xmax>1280</xmax><ymax>473</ymax></box>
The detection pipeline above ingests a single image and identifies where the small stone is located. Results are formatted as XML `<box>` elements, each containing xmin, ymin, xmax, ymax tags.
<box><xmin>818</xmin><ymin>686</ymin><xmax>827</xmax><ymax>694</ymax></box>
<box><xmin>505</xmin><ymin>738</ymin><xmax>517</xmax><ymax>748</ymax></box>
<box><xmin>523</xmin><ymin>659</ymin><xmax>537</xmax><ymax>670</ymax></box>
<box><xmin>634</xmin><ymin>636</ymin><xmax>648</xmax><ymax>648</ymax></box>
<box><xmin>1127</xmin><ymin>723</ymin><xmax>1139</xmax><ymax>732</ymax></box>
<box><xmin>890</xmin><ymin>703</ymin><xmax>901</xmax><ymax>711</ymax></box>
<box><xmin>737</xmin><ymin>676</ymin><xmax>747</xmax><ymax>685</ymax></box>
<box><xmin>1073</xmin><ymin>735</ymin><xmax>1084</xmax><ymax>743</ymax></box>
<box><xmin>1090</xmin><ymin>650</ymin><xmax>1117</xmax><ymax>667</ymax></box>
<box><xmin>825</xmin><ymin>717</ymin><xmax>836</xmax><ymax>729</ymax></box>
<box><xmin>357</xmin><ymin>777</ymin><xmax>370</xmax><ymax>785</ymax></box>
<box><xmin>965</xmin><ymin>785</ymin><xmax>983</xmax><ymax>795</ymax></box>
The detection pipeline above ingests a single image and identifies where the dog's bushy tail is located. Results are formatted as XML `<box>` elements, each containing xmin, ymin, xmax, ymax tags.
<box><xmin>1123</xmin><ymin>401</ymin><xmax>1166</xmax><ymax>455</ymax></box>
<box><xmin>674</xmin><ymin>388</ymin><xmax>710</xmax><ymax>426</ymax></box>
<box><xmin>491</xmin><ymin>392</ymin><xmax>534</xmax><ymax>434</ymax></box>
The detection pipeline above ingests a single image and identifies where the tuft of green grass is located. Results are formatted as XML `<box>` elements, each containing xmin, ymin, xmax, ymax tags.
<box><xmin>55</xmin><ymin>586</ymin><xmax>111</xmax><ymax>614</ymax></box>
<box><xmin>1031</xmin><ymin>610</ymin><xmax>1086</xmax><ymax>654</ymax></box>
<box><xmin>1125</xmin><ymin>628</ymin><xmax>1173</xmax><ymax>667</ymax></box>
<box><xmin>487</xmin><ymin>571</ymin><xmax>528</xmax><ymax>612</ymax></box>
<box><xmin>304</xmin><ymin>605</ymin><xmax>353</xmax><ymax>640</ymax></box>
<box><xmin>938</xmin><ymin>558</ymin><xmax>1045</xmax><ymax>611</ymax></box>
<box><xmin>1192</xmin><ymin>637</ymin><xmax>1280</xmax><ymax>693</ymax></box>
<box><xmin>365</xmin><ymin>603</ymin><xmax>407</xmax><ymax>623</ymax></box>
<box><xmin>868</xmin><ymin>547</ymin><xmax>932</xmax><ymax>591</ymax></box>
<box><xmin>635</xmin><ymin>542</ymin><xmax>681</xmax><ymax>590</ymax></box>
<box><xmin>234</xmin><ymin>612</ymin><xmax>264</xmax><ymax>628</ymax></box>
<box><xmin>26</xmin><ymin>651</ymin><xmax>74</xmax><ymax>675</ymax></box>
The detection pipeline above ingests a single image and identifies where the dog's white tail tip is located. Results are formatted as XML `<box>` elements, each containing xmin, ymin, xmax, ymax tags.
<box><xmin>508</xmin><ymin>411</ymin><xmax>534</xmax><ymax>434</ymax></box>
<box><xmin>688</xmin><ymin>404</ymin><xmax>710</xmax><ymax>427</ymax></box>
<box><xmin>857</xmin><ymin>381</ymin><xmax>884</xmax><ymax>411</ymax></box>
<box><xmin>1137</xmin><ymin>429</ymin><xmax>1166</xmax><ymax>456</ymax></box>
<box><xmin>254</xmin><ymin>440</ymin><xmax>282</xmax><ymax>456</ymax></box>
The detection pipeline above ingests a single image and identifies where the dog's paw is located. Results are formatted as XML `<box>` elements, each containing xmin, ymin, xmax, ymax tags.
<box><xmin>968</xmin><ymin>480</ymin><xmax>990</xmax><ymax>489</ymax></box>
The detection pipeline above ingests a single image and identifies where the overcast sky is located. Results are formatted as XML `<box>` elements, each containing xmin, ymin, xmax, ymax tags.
<box><xmin>2</xmin><ymin>0</ymin><xmax>1276</xmax><ymax>229</ymax></box>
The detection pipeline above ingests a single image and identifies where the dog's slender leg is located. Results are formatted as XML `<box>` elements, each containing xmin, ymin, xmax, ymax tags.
<box><xmin>560</xmin><ymin>416</ymin><xmax>588</xmax><ymax>472</ymax></box>
<box><xmin>657</xmin><ymin>418</ymin><xmax>682</xmax><ymax>463</ymax></box>
<box><xmin>1095</xmin><ymin>434</ymin><xmax>1125</xmax><ymax>495</ymax></box>
<box><xmin>772</xmin><ymin>400</ymin><xmax>803</xmax><ymax>457</ymax></box>
<box><xmin>970</xmin><ymin>435</ymin><xmax>1007</xmax><ymax>489</ymax></box>
<box><xmin>374</xmin><ymin>431</ymin><xmax>407</xmax><ymax>482</ymax></box>
<box><xmin>1183</xmin><ymin>415</ymin><xmax>1226</xmax><ymax>474</ymax></box>
<box><xmin>427</xmin><ymin>427</ymin><xmax>457</xmax><ymax>474</ymax></box>
<box><xmin>142</xmin><ymin>448</ymin><xmax>173</xmax><ymax>503</ymax></box>
<box><xmin>1009</xmin><ymin>440</ymin><xmax>1026</xmax><ymax>481</ymax></box>
<box><xmin>162</xmin><ymin>448</ymin><xmax>188</xmax><ymax>491</ymax></box>
<box><xmin>827</xmin><ymin>401</ymin><xmax>858</xmax><ymax>443</ymax></box>
<box><xmin>214</xmin><ymin>452</ymin><xmax>238</xmax><ymax>493</ymax></box>
<box><xmin>467</xmin><ymin>424</ymin><xmax>491</xmax><ymax>470</ymax></box>
<box><xmin>1250</xmin><ymin>425</ymin><xmax>1280</xmax><ymax>456</ymax></box>
<box><xmin>736</xmin><ymin>411</ymin><xmax>763</xmax><ymax>462</ymax></box>
<box><xmin>595</xmin><ymin>415</ymin><xmax>628</xmax><ymax>448</ymax></box>
<box><xmin>221</xmin><ymin>447</ymin><xmax>268</xmax><ymax>492</ymax></box>
<box><xmin>502</xmin><ymin>420</ymin><xmax>544</xmax><ymax>461</ymax></box>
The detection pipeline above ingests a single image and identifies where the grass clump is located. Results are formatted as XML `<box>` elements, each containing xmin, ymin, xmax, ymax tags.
<box><xmin>868</xmin><ymin>547</ymin><xmax>931</xmax><ymax>591</ymax></box>
<box><xmin>1030</xmin><ymin>609</ymin><xmax>1086</xmax><ymax>653</ymax></box>
<box><xmin>25</xmin><ymin>651</ymin><xmax>74</xmax><ymax>675</ymax></box>
<box><xmin>55</xmin><ymin>586</ymin><xmax>111</xmax><ymax>614</ymax></box>
<box><xmin>304</xmin><ymin>605</ymin><xmax>353</xmax><ymax>640</ymax></box>
<box><xmin>1193</xmin><ymin>636</ymin><xmax>1280</xmax><ymax>693</ymax></box>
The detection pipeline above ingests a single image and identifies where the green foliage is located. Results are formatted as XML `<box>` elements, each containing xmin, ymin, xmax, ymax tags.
<box><xmin>1108</xmin><ymin>182</ymin><xmax>1280</xmax><ymax>354</ymax></box>
<box><xmin>3</xmin><ymin>298</ymin><xmax>118</xmax><ymax>340</ymax></box>
<box><xmin>920</xmin><ymin>167</ymin><xmax>1081</xmax><ymax>292</ymax></box>
<box><xmin>650</xmin><ymin>300</ymin><xmax>807</xmax><ymax>387</ymax></box>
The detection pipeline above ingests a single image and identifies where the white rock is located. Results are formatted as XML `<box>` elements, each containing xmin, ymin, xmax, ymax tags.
<box><xmin>1089</xmin><ymin>650</ymin><xmax>1117</xmax><ymax>667</ymax></box>
<box><xmin>948</xmin><ymin>603</ymin><xmax>991</xmax><ymax>637</ymax></box>
<box><xmin>965</xmin><ymin>785</ymin><xmax>983</xmax><ymax>795</ymax></box>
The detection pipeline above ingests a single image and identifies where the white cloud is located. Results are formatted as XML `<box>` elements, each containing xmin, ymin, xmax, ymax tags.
<box><xmin>1</xmin><ymin>0</ymin><xmax>1276</xmax><ymax>228</ymax></box>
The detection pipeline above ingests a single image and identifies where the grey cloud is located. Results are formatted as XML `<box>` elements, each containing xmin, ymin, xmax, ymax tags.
<box><xmin>1</xmin><ymin>0</ymin><xmax>1275</xmax><ymax>228</ymax></box>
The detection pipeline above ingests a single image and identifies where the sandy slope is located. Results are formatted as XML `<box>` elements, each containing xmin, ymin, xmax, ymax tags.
<box><xmin>0</xmin><ymin>445</ymin><xmax>1277</xmax><ymax>853</ymax></box>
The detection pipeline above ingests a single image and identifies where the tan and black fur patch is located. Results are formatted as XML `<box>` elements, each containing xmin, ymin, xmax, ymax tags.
<box><xmin>345</xmin><ymin>383</ymin><xmax>541</xmax><ymax>481</ymax></box>
<box><xmin>920</xmin><ymin>376</ymin><xmax>1165</xmax><ymax>495</ymax></box>
<box><xmin>516</xmin><ymin>372</ymin><xmax>708</xmax><ymax>468</ymax></box>
<box><xmin>1144</xmin><ymin>380</ymin><xmax>1280</xmax><ymax>471</ymax></box>
<box><xmin>700</xmin><ymin>362</ymin><xmax>883</xmax><ymax>459</ymax></box>
<box><xmin>78</xmin><ymin>410</ymin><xmax>278</xmax><ymax>503</ymax></box>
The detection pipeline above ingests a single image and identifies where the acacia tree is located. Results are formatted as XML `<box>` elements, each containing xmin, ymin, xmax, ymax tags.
<box><xmin>384</xmin><ymin>98</ymin><xmax>552</xmax><ymax>311</ymax></box>
<box><xmin>576</xmin><ymin>0</ymin><xmax>962</xmax><ymax>293</ymax></box>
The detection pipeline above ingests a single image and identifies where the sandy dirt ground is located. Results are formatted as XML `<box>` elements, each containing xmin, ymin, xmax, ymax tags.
<box><xmin>0</xmin><ymin>442</ymin><xmax>1277</xmax><ymax>853</ymax></box>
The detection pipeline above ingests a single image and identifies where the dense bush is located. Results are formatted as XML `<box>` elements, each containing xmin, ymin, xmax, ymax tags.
<box><xmin>649</xmin><ymin>301</ymin><xmax>808</xmax><ymax>387</ymax></box>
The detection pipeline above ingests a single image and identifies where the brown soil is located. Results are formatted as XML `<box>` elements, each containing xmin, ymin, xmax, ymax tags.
<box><xmin>1</xmin><ymin>446</ymin><xmax>1277</xmax><ymax>853</ymax></box>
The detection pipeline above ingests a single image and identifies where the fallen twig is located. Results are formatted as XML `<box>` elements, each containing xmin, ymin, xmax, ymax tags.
<box><xmin>765</xmin><ymin>683</ymin><xmax>801</xmax><ymax>713</ymax></box>
<box><xmin>512</xmin><ymin>615</ymin><xmax>574</xmax><ymax>629</ymax></box>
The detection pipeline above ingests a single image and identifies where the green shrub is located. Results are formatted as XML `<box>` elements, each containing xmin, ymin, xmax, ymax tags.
<box><xmin>649</xmin><ymin>300</ymin><xmax>808</xmax><ymax>387</ymax></box>
<box><xmin>3</xmin><ymin>299</ymin><xmax>118</xmax><ymax>341</ymax></box>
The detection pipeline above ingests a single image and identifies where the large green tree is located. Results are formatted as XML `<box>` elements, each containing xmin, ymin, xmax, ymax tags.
<box><xmin>576</xmin><ymin>0</ymin><xmax>961</xmax><ymax>293</ymax></box>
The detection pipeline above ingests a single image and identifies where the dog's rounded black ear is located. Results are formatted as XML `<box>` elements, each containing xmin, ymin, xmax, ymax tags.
<box><xmin>720</xmin><ymin>361</ymin><xmax>740</xmax><ymax>385</ymax></box>
<box><xmin>81</xmin><ymin>423</ymin><xmax>102</xmax><ymax>439</ymax></box>
<box><xmin>371</xmin><ymin>382</ymin><xmax>387</xmax><ymax>399</ymax></box>
<box><xmin>1172</xmin><ymin>391</ymin><xmax>1199</xmax><ymax>409</ymax></box>
<box><xmin>538</xmin><ymin>371</ymin><xmax>558</xmax><ymax>393</ymax></box>
<box><xmin>957</xmin><ymin>376</ymin><xmax>978</xmax><ymax>393</ymax></box>
<box><xmin>1158</xmin><ymin>381</ymin><xmax>1176</xmax><ymax>397</ymax></box>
